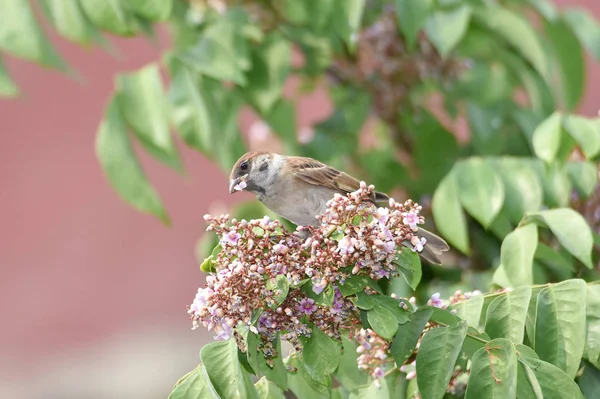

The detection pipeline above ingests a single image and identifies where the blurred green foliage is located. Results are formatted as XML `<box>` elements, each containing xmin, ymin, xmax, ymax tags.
<box><xmin>3</xmin><ymin>0</ymin><xmax>600</xmax><ymax>397</ymax></box>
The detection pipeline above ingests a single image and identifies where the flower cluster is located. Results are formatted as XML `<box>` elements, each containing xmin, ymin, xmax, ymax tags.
<box><xmin>355</xmin><ymin>328</ymin><xmax>392</xmax><ymax>387</ymax></box>
<box><xmin>427</xmin><ymin>289</ymin><xmax>483</xmax><ymax>309</ymax></box>
<box><xmin>187</xmin><ymin>184</ymin><xmax>426</xmax><ymax>364</ymax></box>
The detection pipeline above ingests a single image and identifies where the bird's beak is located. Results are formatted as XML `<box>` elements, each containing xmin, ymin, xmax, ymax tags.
<box><xmin>229</xmin><ymin>174</ymin><xmax>248</xmax><ymax>194</ymax></box>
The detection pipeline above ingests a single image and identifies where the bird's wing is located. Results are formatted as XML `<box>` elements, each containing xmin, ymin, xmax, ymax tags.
<box><xmin>288</xmin><ymin>156</ymin><xmax>378</xmax><ymax>200</ymax></box>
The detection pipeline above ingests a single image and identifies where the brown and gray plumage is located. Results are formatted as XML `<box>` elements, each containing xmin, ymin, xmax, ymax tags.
<box><xmin>228</xmin><ymin>151</ymin><xmax>449</xmax><ymax>264</ymax></box>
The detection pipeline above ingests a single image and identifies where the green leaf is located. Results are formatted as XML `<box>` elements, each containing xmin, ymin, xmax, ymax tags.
<box><xmin>474</xmin><ymin>6</ymin><xmax>550</xmax><ymax>82</ymax></box>
<box><xmin>544</xmin><ymin>17</ymin><xmax>585</xmax><ymax>110</ymax></box>
<box><xmin>349</xmin><ymin>379</ymin><xmax>390</xmax><ymax>399</ymax></box>
<box><xmin>534</xmin><ymin>279</ymin><xmax>587</xmax><ymax>378</ymax></box>
<box><xmin>584</xmin><ymin>285</ymin><xmax>600</xmax><ymax>369</ymax></box>
<box><xmin>527</xmin><ymin>161</ymin><xmax>572</xmax><ymax>207</ymax></box>
<box><xmin>424</xmin><ymin>5</ymin><xmax>471</xmax><ymax>58</ymax></box>
<box><xmin>532</xmin><ymin>112</ymin><xmax>563</xmax><ymax>163</ymax></box>
<box><xmin>579</xmin><ymin>362</ymin><xmax>600</xmax><ymax>399</ymax></box>
<box><xmin>286</xmin><ymin>355</ymin><xmax>329</xmax><ymax>398</ymax></box>
<box><xmin>563</xmin><ymin>115</ymin><xmax>600</xmax><ymax>160</ymax></box>
<box><xmin>395</xmin><ymin>250</ymin><xmax>422</xmax><ymax>290</ymax></box>
<box><xmin>493</xmin><ymin>224</ymin><xmax>538</xmax><ymax>288</ymax></box>
<box><xmin>390</xmin><ymin>308</ymin><xmax>433</xmax><ymax>366</ymax></box>
<box><xmin>0</xmin><ymin>56</ymin><xmax>18</xmax><ymax>97</ymax></box>
<box><xmin>44</xmin><ymin>0</ymin><xmax>102</xmax><ymax>45</ymax></box>
<box><xmin>518</xmin><ymin>356</ymin><xmax>584</xmax><ymax>399</ymax></box>
<box><xmin>265</xmin><ymin>100</ymin><xmax>298</xmax><ymax>153</ymax></box>
<box><xmin>80</xmin><ymin>0</ymin><xmax>138</xmax><ymax>35</ymax></box>
<box><xmin>563</xmin><ymin>9</ymin><xmax>600</xmax><ymax>61</ymax></box>
<box><xmin>244</xmin><ymin>33</ymin><xmax>291</xmax><ymax>115</ymax></box>
<box><xmin>517</xmin><ymin>357</ymin><xmax>544</xmax><ymax>399</ymax></box>
<box><xmin>465</xmin><ymin>338</ymin><xmax>517</xmax><ymax>399</ymax></box>
<box><xmin>338</xmin><ymin>275</ymin><xmax>372</xmax><ymax>297</ymax></box>
<box><xmin>302</xmin><ymin>281</ymin><xmax>335</xmax><ymax>307</ymax></box>
<box><xmin>201</xmin><ymin>339</ymin><xmax>260</xmax><ymax>399</ymax></box>
<box><xmin>494</xmin><ymin>158</ymin><xmax>543</xmax><ymax>224</ymax></box>
<box><xmin>416</xmin><ymin>321</ymin><xmax>468</xmax><ymax>399</ymax></box>
<box><xmin>169</xmin><ymin>365</ymin><xmax>219</xmax><ymax>399</ymax></box>
<box><xmin>485</xmin><ymin>286</ymin><xmax>532</xmax><ymax>343</ymax></box>
<box><xmin>566</xmin><ymin>161</ymin><xmax>598</xmax><ymax>198</ymax></box>
<box><xmin>332</xmin><ymin>0</ymin><xmax>365</xmax><ymax>51</ymax></box>
<box><xmin>303</xmin><ymin>327</ymin><xmax>340</xmax><ymax>381</ymax></box>
<box><xmin>0</xmin><ymin>0</ymin><xmax>66</xmax><ymax>69</ymax></box>
<box><xmin>522</xmin><ymin>209</ymin><xmax>594</xmax><ymax>268</ymax></box>
<box><xmin>255</xmin><ymin>377</ymin><xmax>284</xmax><ymax>399</ymax></box>
<box><xmin>258</xmin><ymin>338</ymin><xmax>288</xmax><ymax>391</ymax></box>
<box><xmin>180</xmin><ymin>12</ymin><xmax>249</xmax><ymax>85</ymax></box>
<box><xmin>126</xmin><ymin>0</ymin><xmax>172</xmax><ymax>21</ymax></box>
<box><xmin>266</xmin><ymin>275</ymin><xmax>289</xmax><ymax>308</ymax></box>
<box><xmin>168</xmin><ymin>61</ymin><xmax>213</xmax><ymax>154</ymax></box>
<box><xmin>335</xmin><ymin>332</ymin><xmax>369</xmax><ymax>391</ymax></box>
<box><xmin>449</xmin><ymin>294</ymin><xmax>484</xmax><ymax>329</ymax></box>
<box><xmin>456</xmin><ymin>158</ymin><xmax>505</xmax><ymax>228</ymax></box>
<box><xmin>432</xmin><ymin>169</ymin><xmax>470</xmax><ymax>254</ymax></box>
<box><xmin>95</xmin><ymin>95</ymin><xmax>170</xmax><ymax>224</ymax></box>
<box><xmin>395</xmin><ymin>0</ymin><xmax>433</xmax><ymax>46</ymax></box>
<box><xmin>117</xmin><ymin>64</ymin><xmax>182</xmax><ymax>171</ymax></box>
<box><xmin>367</xmin><ymin>306</ymin><xmax>399</xmax><ymax>340</ymax></box>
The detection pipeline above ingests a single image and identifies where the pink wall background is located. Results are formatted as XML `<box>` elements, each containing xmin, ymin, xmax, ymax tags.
<box><xmin>0</xmin><ymin>1</ymin><xmax>597</xmax><ymax>398</ymax></box>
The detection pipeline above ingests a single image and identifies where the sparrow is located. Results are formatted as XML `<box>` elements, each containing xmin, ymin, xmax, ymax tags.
<box><xmin>228</xmin><ymin>151</ymin><xmax>449</xmax><ymax>264</ymax></box>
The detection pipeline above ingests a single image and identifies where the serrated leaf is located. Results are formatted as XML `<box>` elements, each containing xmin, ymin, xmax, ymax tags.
<box><xmin>534</xmin><ymin>279</ymin><xmax>586</xmax><ymax>378</ymax></box>
<box><xmin>95</xmin><ymin>95</ymin><xmax>170</xmax><ymax>224</ymax></box>
<box><xmin>424</xmin><ymin>5</ymin><xmax>471</xmax><ymax>58</ymax></box>
<box><xmin>201</xmin><ymin>339</ymin><xmax>260</xmax><ymax>399</ymax></box>
<box><xmin>432</xmin><ymin>169</ymin><xmax>470</xmax><ymax>254</ymax></box>
<box><xmin>485</xmin><ymin>286</ymin><xmax>532</xmax><ymax>343</ymax></box>
<box><xmin>474</xmin><ymin>6</ymin><xmax>550</xmax><ymax>81</ymax></box>
<box><xmin>563</xmin><ymin>9</ymin><xmax>600</xmax><ymax>60</ymax></box>
<box><xmin>563</xmin><ymin>115</ymin><xmax>600</xmax><ymax>160</ymax></box>
<box><xmin>544</xmin><ymin>18</ymin><xmax>585</xmax><ymax>110</ymax></box>
<box><xmin>303</xmin><ymin>327</ymin><xmax>339</xmax><ymax>381</ymax></box>
<box><xmin>80</xmin><ymin>0</ymin><xmax>138</xmax><ymax>35</ymax></box>
<box><xmin>0</xmin><ymin>0</ymin><xmax>66</xmax><ymax>69</ymax></box>
<box><xmin>584</xmin><ymin>285</ymin><xmax>600</xmax><ymax>369</ymax></box>
<box><xmin>169</xmin><ymin>365</ymin><xmax>219</xmax><ymax>399</ymax></box>
<box><xmin>465</xmin><ymin>338</ymin><xmax>517</xmax><ymax>399</ymax></box>
<box><xmin>395</xmin><ymin>0</ymin><xmax>433</xmax><ymax>46</ymax></box>
<box><xmin>565</xmin><ymin>161</ymin><xmax>598</xmax><ymax>198</ymax></box>
<box><xmin>449</xmin><ymin>294</ymin><xmax>484</xmax><ymax>329</ymax></box>
<box><xmin>522</xmin><ymin>209</ymin><xmax>593</xmax><ymax>268</ymax></box>
<box><xmin>532</xmin><ymin>112</ymin><xmax>563</xmax><ymax>163</ymax></box>
<box><xmin>117</xmin><ymin>64</ymin><xmax>182</xmax><ymax>171</ymax></box>
<box><xmin>493</xmin><ymin>224</ymin><xmax>538</xmax><ymax>288</ymax></box>
<box><xmin>390</xmin><ymin>308</ymin><xmax>433</xmax><ymax>365</ymax></box>
<box><xmin>456</xmin><ymin>158</ymin><xmax>505</xmax><ymax>228</ymax></box>
<box><xmin>518</xmin><ymin>356</ymin><xmax>584</xmax><ymax>399</ymax></box>
<box><xmin>416</xmin><ymin>321</ymin><xmax>468</xmax><ymax>399</ymax></box>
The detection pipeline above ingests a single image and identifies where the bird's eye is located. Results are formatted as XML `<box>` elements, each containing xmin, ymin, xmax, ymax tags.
<box><xmin>240</xmin><ymin>161</ymin><xmax>249</xmax><ymax>171</ymax></box>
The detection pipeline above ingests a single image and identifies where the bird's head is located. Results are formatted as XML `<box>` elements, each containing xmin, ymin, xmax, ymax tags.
<box><xmin>228</xmin><ymin>152</ymin><xmax>279</xmax><ymax>197</ymax></box>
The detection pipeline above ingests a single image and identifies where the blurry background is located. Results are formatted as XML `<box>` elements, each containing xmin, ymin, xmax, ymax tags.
<box><xmin>0</xmin><ymin>0</ymin><xmax>598</xmax><ymax>398</ymax></box>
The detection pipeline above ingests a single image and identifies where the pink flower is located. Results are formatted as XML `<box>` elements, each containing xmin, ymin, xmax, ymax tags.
<box><xmin>337</xmin><ymin>235</ymin><xmax>356</xmax><ymax>255</ymax></box>
<box><xmin>429</xmin><ymin>292</ymin><xmax>443</xmax><ymax>308</ymax></box>
<box><xmin>312</xmin><ymin>279</ymin><xmax>326</xmax><ymax>295</ymax></box>
<box><xmin>403</xmin><ymin>211</ymin><xmax>419</xmax><ymax>230</ymax></box>
<box><xmin>297</xmin><ymin>298</ymin><xmax>318</xmax><ymax>315</ymax></box>
<box><xmin>273</xmin><ymin>243</ymin><xmax>289</xmax><ymax>254</ymax></box>
<box><xmin>214</xmin><ymin>323</ymin><xmax>233</xmax><ymax>340</ymax></box>
<box><xmin>374</xmin><ymin>207</ymin><xmax>389</xmax><ymax>224</ymax></box>
<box><xmin>372</xmin><ymin>367</ymin><xmax>385</xmax><ymax>378</ymax></box>
<box><xmin>233</xmin><ymin>181</ymin><xmax>247</xmax><ymax>191</ymax></box>
<box><xmin>410</xmin><ymin>236</ymin><xmax>426</xmax><ymax>253</ymax></box>
<box><xmin>383</xmin><ymin>241</ymin><xmax>395</xmax><ymax>253</ymax></box>
<box><xmin>221</xmin><ymin>230</ymin><xmax>241</xmax><ymax>246</ymax></box>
